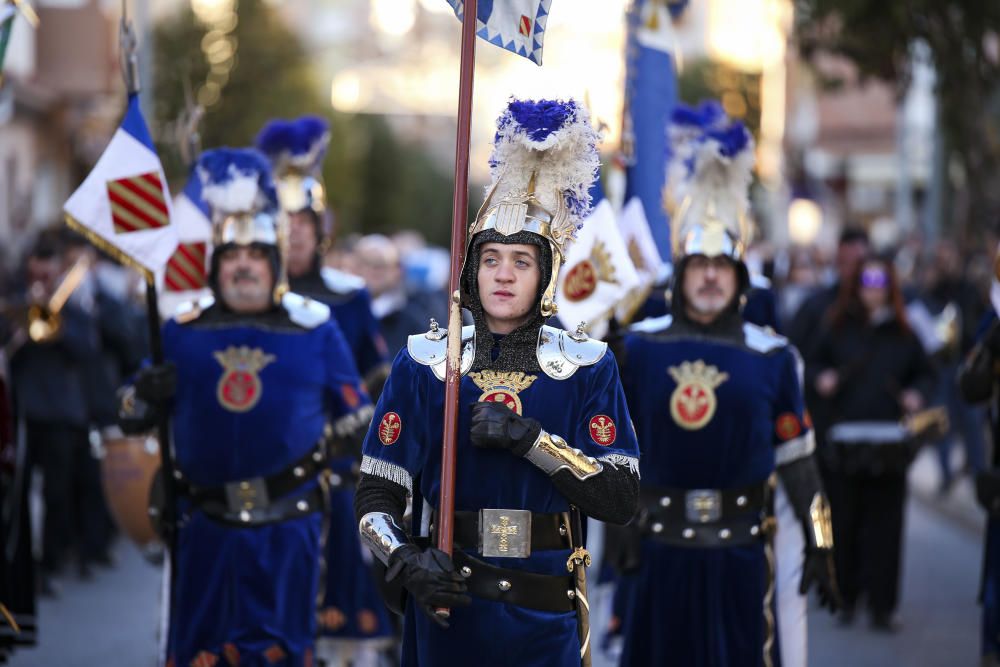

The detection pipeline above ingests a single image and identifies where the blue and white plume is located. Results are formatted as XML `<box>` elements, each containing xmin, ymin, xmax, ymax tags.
<box><xmin>196</xmin><ymin>148</ymin><xmax>278</xmax><ymax>216</ymax></box>
<box><xmin>255</xmin><ymin>116</ymin><xmax>330</xmax><ymax>177</ymax></box>
<box><xmin>665</xmin><ymin>100</ymin><xmax>728</xmax><ymax>210</ymax></box>
<box><xmin>487</xmin><ymin>98</ymin><xmax>601</xmax><ymax>234</ymax></box>
<box><xmin>688</xmin><ymin>121</ymin><xmax>755</xmax><ymax>214</ymax></box>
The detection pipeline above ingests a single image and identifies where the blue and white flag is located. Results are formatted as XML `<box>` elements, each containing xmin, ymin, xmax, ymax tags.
<box><xmin>446</xmin><ymin>0</ymin><xmax>552</xmax><ymax>65</ymax></box>
<box><xmin>623</xmin><ymin>0</ymin><xmax>685</xmax><ymax>260</ymax></box>
<box><xmin>64</xmin><ymin>94</ymin><xmax>178</xmax><ymax>281</ymax></box>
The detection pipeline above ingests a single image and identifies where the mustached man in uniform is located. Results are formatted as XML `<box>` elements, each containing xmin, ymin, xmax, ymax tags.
<box><xmin>119</xmin><ymin>148</ymin><xmax>371</xmax><ymax>666</ymax></box>
<box><xmin>353</xmin><ymin>98</ymin><xmax>641</xmax><ymax>667</ymax></box>
<box><xmin>255</xmin><ymin>117</ymin><xmax>393</xmax><ymax>666</ymax></box>
<box><xmin>616</xmin><ymin>122</ymin><xmax>839</xmax><ymax>666</ymax></box>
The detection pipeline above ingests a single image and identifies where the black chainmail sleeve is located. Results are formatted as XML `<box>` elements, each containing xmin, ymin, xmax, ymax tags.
<box><xmin>551</xmin><ymin>463</ymin><xmax>640</xmax><ymax>525</ymax></box>
<box><xmin>354</xmin><ymin>473</ymin><xmax>409</xmax><ymax>526</ymax></box>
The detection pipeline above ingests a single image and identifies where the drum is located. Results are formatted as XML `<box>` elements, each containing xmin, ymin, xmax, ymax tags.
<box><xmin>99</xmin><ymin>434</ymin><xmax>160</xmax><ymax>546</ymax></box>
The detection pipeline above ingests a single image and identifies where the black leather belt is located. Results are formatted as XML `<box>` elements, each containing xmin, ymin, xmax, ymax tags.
<box><xmin>445</xmin><ymin>510</ymin><xmax>571</xmax><ymax>555</ymax></box>
<box><xmin>640</xmin><ymin>480</ymin><xmax>773</xmax><ymax>548</ymax></box>
<box><xmin>451</xmin><ymin>550</ymin><xmax>576</xmax><ymax>613</ymax></box>
<box><xmin>178</xmin><ymin>445</ymin><xmax>327</xmax><ymax>527</ymax></box>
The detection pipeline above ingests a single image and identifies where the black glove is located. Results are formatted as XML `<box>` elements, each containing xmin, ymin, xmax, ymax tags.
<box><xmin>135</xmin><ymin>362</ymin><xmax>177</xmax><ymax>404</ymax></box>
<box><xmin>116</xmin><ymin>385</ymin><xmax>157</xmax><ymax>435</ymax></box>
<box><xmin>800</xmin><ymin>546</ymin><xmax>841</xmax><ymax>612</ymax></box>
<box><xmin>469</xmin><ymin>401</ymin><xmax>542</xmax><ymax>456</ymax></box>
<box><xmin>385</xmin><ymin>545</ymin><xmax>471</xmax><ymax>628</ymax></box>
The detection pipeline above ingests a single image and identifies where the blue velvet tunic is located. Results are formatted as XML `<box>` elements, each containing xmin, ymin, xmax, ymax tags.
<box><xmin>162</xmin><ymin>307</ymin><xmax>370</xmax><ymax>667</ymax></box>
<box><xmin>291</xmin><ymin>267</ymin><xmax>396</xmax><ymax>646</ymax></box>
<box><xmin>618</xmin><ymin>317</ymin><xmax>810</xmax><ymax>667</ymax></box>
<box><xmin>360</xmin><ymin>340</ymin><xmax>640</xmax><ymax>667</ymax></box>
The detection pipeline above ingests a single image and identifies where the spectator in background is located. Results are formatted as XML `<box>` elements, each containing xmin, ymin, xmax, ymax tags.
<box><xmin>808</xmin><ymin>255</ymin><xmax>934</xmax><ymax>631</ymax></box>
<box><xmin>354</xmin><ymin>234</ymin><xmax>427</xmax><ymax>358</ymax></box>
<box><xmin>917</xmin><ymin>240</ymin><xmax>988</xmax><ymax>492</ymax></box>
<box><xmin>8</xmin><ymin>231</ymin><xmax>105</xmax><ymax>591</ymax></box>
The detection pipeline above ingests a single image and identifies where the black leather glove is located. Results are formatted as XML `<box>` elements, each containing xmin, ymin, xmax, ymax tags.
<box><xmin>135</xmin><ymin>362</ymin><xmax>177</xmax><ymax>404</ymax></box>
<box><xmin>116</xmin><ymin>385</ymin><xmax>157</xmax><ymax>435</ymax></box>
<box><xmin>469</xmin><ymin>401</ymin><xmax>541</xmax><ymax>456</ymax></box>
<box><xmin>385</xmin><ymin>545</ymin><xmax>471</xmax><ymax>628</ymax></box>
<box><xmin>800</xmin><ymin>546</ymin><xmax>841</xmax><ymax>612</ymax></box>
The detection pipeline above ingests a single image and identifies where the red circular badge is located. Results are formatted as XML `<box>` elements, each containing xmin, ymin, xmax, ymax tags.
<box><xmin>589</xmin><ymin>415</ymin><xmax>617</xmax><ymax>446</ymax></box>
<box><xmin>378</xmin><ymin>412</ymin><xmax>402</xmax><ymax>446</ymax></box>
<box><xmin>564</xmin><ymin>260</ymin><xmax>598</xmax><ymax>302</ymax></box>
<box><xmin>776</xmin><ymin>413</ymin><xmax>802</xmax><ymax>441</ymax></box>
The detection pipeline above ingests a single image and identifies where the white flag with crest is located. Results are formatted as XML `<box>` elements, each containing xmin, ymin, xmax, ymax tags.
<box><xmin>555</xmin><ymin>198</ymin><xmax>641</xmax><ymax>333</ymax></box>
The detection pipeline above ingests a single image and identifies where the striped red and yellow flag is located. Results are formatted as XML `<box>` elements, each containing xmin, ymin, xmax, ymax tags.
<box><xmin>164</xmin><ymin>242</ymin><xmax>208</xmax><ymax>292</ymax></box>
<box><xmin>106</xmin><ymin>171</ymin><xmax>170</xmax><ymax>234</ymax></box>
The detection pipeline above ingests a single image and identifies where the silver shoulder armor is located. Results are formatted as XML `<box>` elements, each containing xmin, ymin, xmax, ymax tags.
<box><xmin>320</xmin><ymin>266</ymin><xmax>366</xmax><ymax>295</ymax></box>
<box><xmin>281</xmin><ymin>291</ymin><xmax>331</xmax><ymax>329</ymax></box>
<box><xmin>407</xmin><ymin>323</ymin><xmax>475</xmax><ymax>381</ymax></box>
<box><xmin>174</xmin><ymin>295</ymin><xmax>215</xmax><ymax>324</ymax></box>
<box><xmin>629</xmin><ymin>314</ymin><xmax>673</xmax><ymax>334</ymax></box>
<box><xmin>536</xmin><ymin>324</ymin><xmax>608</xmax><ymax>380</ymax></box>
<box><xmin>743</xmin><ymin>322</ymin><xmax>787</xmax><ymax>354</ymax></box>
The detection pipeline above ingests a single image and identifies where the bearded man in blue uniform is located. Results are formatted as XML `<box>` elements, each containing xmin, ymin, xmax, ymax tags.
<box><xmin>617</xmin><ymin>123</ymin><xmax>839</xmax><ymax>667</ymax></box>
<box><xmin>352</xmin><ymin>99</ymin><xmax>641</xmax><ymax>667</ymax></box>
<box><xmin>119</xmin><ymin>148</ymin><xmax>371</xmax><ymax>667</ymax></box>
<box><xmin>256</xmin><ymin>116</ymin><xmax>394</xmax><ymax>665</ymax></box>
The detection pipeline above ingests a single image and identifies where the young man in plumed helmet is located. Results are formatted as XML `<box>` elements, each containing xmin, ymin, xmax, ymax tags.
<box><xmin>615</xmin><ymin>123</ymin><xmax>839</xmax><ymax>666</ymax></box>
<box><xmin>255</xmin><ymin>116</ymin><xmax>396</xmax><ymax>665</ymax></box>
<box><xmin>353</xmin><ymin>99</ymin><xmax>640</xmax><ymax>667</ymax></box>
<box><xmin>117</xmin><ymin>148</ymin><xmax>372</xmax><ymax>667</ymax></box>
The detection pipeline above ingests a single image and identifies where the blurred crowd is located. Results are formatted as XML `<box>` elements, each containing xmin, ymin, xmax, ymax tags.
<box><xmin>0</xmin><ymin>220</ymin><xmax>994</xmax><ymax>651</ymax></box>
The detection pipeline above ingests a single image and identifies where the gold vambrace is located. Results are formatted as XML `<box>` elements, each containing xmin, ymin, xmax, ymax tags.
<box><xmin>524</xmin><ymin>431</ymin><xmax>603</xmax><ymax>481</ymax></box>
<box><xmin>808</xmin><ymin>493</ymin><xmax>834</xmax><ymax>549</ymax></box>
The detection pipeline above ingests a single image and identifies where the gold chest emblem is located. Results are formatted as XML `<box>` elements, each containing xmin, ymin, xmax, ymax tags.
<box><xmin>213</xmin><ymin>346</ymin><xmax>276</xmax><ymax>413</ymax></box>
<box><xmin>668</xmin><ymin>360</ymin><xmax>729</xmax><ymax>431</ymax></box>
<box><xmin>468</xmin><ymin>370</ymin><xmax>537</xmax><ymax>416</ymax></box>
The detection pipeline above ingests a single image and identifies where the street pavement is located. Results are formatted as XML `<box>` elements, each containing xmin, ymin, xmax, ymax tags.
<box><xmin>8</xmin><ymin>450</ymin><xmax>987</xmax><ymax>666</ymax></box>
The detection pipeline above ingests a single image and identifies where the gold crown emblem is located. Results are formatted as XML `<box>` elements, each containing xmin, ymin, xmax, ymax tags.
<box><xmin>668</xmin><ymin>360</ymin><xmax>729</xmax><ymax>390</ymax></box>
<box><xmin>469</xmin><ymin>370</ymin><xmax>537</xmax><ymax>394</ymax></box>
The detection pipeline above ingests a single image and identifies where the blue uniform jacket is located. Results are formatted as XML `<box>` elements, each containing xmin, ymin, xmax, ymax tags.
<box><xmin>162</xmin><ymin>298</ymin><xmax>370</xmax><ymax>667</ymax></box>
<box><xmin>617</xmin><ymin>315</ymin><xmax>812</xmax><ymax>667</ymax></box>
<box><xmin>360</xmin><ymin>331</ymin><xmax>639</xmax><ymax>667</ymax></box>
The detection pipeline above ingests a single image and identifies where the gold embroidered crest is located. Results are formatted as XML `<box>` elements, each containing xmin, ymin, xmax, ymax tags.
<box><xmin>468</xmin><ymin>370</ymin><xmax>538</xmax><ymax>416</ymax></box>
<box><xmin>213</xmin><ymin>346</ymin><xmax>276</xmax><ymax>413</ymax></box>
<box><xmin>668</xmin><ymin>360</ymin><xmax>729</xmax><ymax>431</ymax></box>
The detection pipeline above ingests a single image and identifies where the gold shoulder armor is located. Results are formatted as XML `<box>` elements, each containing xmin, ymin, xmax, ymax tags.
<box><xmin>407</xmin><ymin>321</ymin><xmax>475</xmax><ymax>381</ymax></box>
<box><xmin>536</xmin><ymin>324</ymin><xmax>607</xmax><ymax>380</ymax></box>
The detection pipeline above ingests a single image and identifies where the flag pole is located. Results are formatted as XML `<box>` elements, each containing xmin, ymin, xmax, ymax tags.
<box><xmin>119</xmin><ymin>3</ymin><xmax>179</xmax><ymax>660</ymax></box>
<box><xmin>435</xmin><ymin>0</ymin><xmax>478</xmax><ymax>620</ymax></box>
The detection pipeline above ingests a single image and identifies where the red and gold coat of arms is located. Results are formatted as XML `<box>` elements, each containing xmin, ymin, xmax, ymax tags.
<box><xmin>213</xmin><ymin>346</ymin><xmax>276</xmax><ymax>413</ymax></box>
<box><xmin>468</xmin><ymin>370</ymin><xmax>537</xmax><ymax>416</ymax></box>
<box><xmin>589</xmin><ymin>415</ymin><xmax>617</xmax><ymax>446</ymax></box>
<box><xmin>378</xmin><ymin>412</ymin><xmax>402</xmax><ymax>445</ymax></box>
<box><xmin>668</xmin><ymin>360</ymin><xmax>729</xmax><ymax>431</ymax></box>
